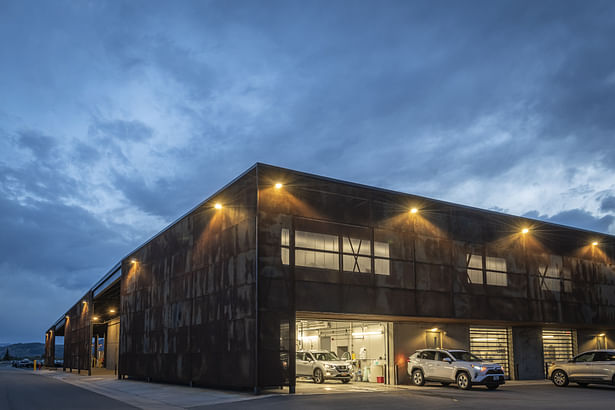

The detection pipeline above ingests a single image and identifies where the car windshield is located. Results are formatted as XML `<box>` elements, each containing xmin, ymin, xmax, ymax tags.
<box><xmin>312</xmin><ymin>352</ymin><xmax>339</xmax><ymax>361</ymax></box>
<box><xmin>449</xmin><ymin>351</ymin><xmax>483</xmax><ymax>362</ymax></box>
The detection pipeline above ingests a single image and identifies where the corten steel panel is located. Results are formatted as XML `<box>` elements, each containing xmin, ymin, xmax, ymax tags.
<box><xmin>256</xmin><ymin>164</ymin><xmax>615</xmax><ymax>329</ymax></box>
<box><xmin>44</xmin><ymin>330</ymin><xmax>54</xmax><ymax>366</ymax></box>
<box><xmin>63</xmin><ymin>293</ymin><xmax>93</xmax><ymax>372</ymax></box>
<box><xmin>119</xmin><ymin>170</ymin><xmax>257</xmax><ymax>389</ymax></box>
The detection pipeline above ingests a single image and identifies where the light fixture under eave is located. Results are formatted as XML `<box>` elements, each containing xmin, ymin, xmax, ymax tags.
<box><xmin>109</xmin><ymin>309</ymin><xmax>116</xmax><ymax>314</ymax></box>
<box><xmin>130</xmin><ymin>258</ymin><xmax>137</xmax><ymax>264</ymax></box>
<box><xmin>410</xmin><ymin>208</ymin><xmax>418</xmax><ymax>214</ymax></box>
<box><xmin>429</xmin><ymin>327</ymin><xmax>439</xmax><ymax>332</ymax></box>
<box><xmin>592</xmin><ymin>241</ymin><xmax>599</xmax><ymax>246</ymax></box>
<box><xmin>274</xmin><ymin>182</ymin><xmax>283</xmax><ymax>189</ymax></box>
<box><xmin>214</xmin><ymin>203</ymin><xmax>223</xmax><ymax>210</ymax></box>
<box><xmin>65</xmin><ymin>315</ymin><xmax>69</xmax><ymax>319</ymax></box>
<box><xmin>92</xmin><ymin>316</ymin><xmax>99</xmax><ymax>321</ymax></box>
<box><xmin>522</xmin><ymin>228</ymin><xmax>529</xmax><ymax>234</ymax></box>
<box><xmin>598</xmin><ymin>333</ymin><xmax>606</xmax><ymax>337</ymax></box>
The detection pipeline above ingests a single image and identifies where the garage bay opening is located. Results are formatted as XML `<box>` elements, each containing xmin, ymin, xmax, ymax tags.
<box><xmin>296</xmin><ymin>318</ymin><xmax>392</xmax><ymax>388</ymax></box>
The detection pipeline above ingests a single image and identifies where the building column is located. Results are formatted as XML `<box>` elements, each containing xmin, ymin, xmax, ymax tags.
<box><xmin>512</xmin><ymin>327</ymin><xmax>544</xmax><ymax>379</ymax></box>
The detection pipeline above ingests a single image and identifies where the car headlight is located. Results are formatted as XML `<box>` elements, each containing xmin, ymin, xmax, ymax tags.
<box><xmin>325</xmin><ymin>364</ymin><xmax>335</xmax><ymax>369</ymax></box>
<box><xmin>471</xmin><ymin>364</ymin><xmax>487</xmax><ymax>372</ymax></box>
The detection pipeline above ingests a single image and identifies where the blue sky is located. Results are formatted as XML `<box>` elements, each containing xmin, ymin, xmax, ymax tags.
<box><xmin>1</xmin><ymin>0</ymin><xmax>614</xmax><ymax>342</ymax></box>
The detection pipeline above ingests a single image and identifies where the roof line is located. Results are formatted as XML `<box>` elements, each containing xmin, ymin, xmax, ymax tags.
<box><xmin>256</xmin><ymin>162</ymin><xmax>615</xmax><ymax>240</ymax></box>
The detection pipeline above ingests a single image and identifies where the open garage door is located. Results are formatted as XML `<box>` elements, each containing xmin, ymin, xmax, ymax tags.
<box><xmin>470</xmin><ymin>327</ymin><xmax>512</xmax><ymax>377</ymax></box>
<box><xmin>296</xmin><ymin>318</ymin><xmax>391</xmax><ymax>389</ymax></box>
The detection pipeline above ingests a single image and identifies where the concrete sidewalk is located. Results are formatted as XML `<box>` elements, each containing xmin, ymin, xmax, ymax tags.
<box><xmin>33</xmin><ymin>368</ymin><xmax>270</xmax><ymax>409</ymax></box>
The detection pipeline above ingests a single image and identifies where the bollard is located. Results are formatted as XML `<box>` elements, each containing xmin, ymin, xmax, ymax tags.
<box><xmin>33</xmin><ymin>360</ymin><xmax>37</xmax><ymax>371</ymax></box>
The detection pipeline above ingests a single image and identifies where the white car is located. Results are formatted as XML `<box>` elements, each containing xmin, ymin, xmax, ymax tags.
<box><xmin>408</xmin><ymin>349</ymin><xmax>505</xmax><ymax>390</ymax></box>
<box><xmin>296</xmin><ymin>350</ymin><xmax>353</xmax><ymax>384</ymax></box>
<box><xmin>548</xmin><ymin>350</ymin><xmax>615</xmax><ymax>387</ymax></box>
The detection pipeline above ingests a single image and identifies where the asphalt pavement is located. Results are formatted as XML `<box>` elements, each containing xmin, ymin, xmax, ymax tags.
<box><xmin>0</xmin><ymin>366</ymin><xmax>136</xmax><ymax>410</ymax></box>
<box><xmin>1</xmin><ymin>364</ymin><xmax>614</xmax><ymax>409</ymax></box>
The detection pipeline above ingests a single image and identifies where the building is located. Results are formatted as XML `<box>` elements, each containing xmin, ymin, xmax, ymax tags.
<box><xmin>44</xmin><ymin>163</ymin><xmax>615</xmax><ymax>392</ymax></box>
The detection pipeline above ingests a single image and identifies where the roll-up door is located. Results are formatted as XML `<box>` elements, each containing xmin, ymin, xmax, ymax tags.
<box><xmin>542</xmin><ymin>329</ymin><xmax>575</xmax><ymax>376</ymax></box>
<box><xmin>469</xmin><ymin>327</ymin><xmax>511</xmax><ymax>377</ymax></box>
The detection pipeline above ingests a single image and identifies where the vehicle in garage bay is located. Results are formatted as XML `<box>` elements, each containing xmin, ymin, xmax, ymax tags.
<box><xmin>296</xmin><ymin>350</ymin><xmax>353</xmax><ymax>384</ymax></box>
<box><xmin>548</xmin><ymin>350</ymin><xmax>615</xmax><ymax>387</ymax></box>
<box><xmin>408</xmin><ymin>349</ymin><xmax>505</xmax><ymax>390</ymax></box>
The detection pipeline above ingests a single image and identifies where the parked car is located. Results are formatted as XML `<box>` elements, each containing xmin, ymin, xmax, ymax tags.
<box><xmin>296</xmin><ymin>350</ymin><xmax>353</xmax><ymax>384</ymax></box>
<box><xmin>17</xmin><ymin>359</ymin><xmax>33</xmax><ymax>368</ymax></box>
<box><xmin>408</xmin><ymin>349</ymin><xmax>505</xmax><ymax>390</ymax></box>
<box><xmin>548</xmin><ymin>349</ymin><xmax>615</xmax><ymax>387</ymax></box>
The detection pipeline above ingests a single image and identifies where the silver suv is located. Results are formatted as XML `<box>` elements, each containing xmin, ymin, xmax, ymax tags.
<box><xmin>296</xmin><ymin>350</ymin><xmax>352</xmax><ymax>384</ymax></box>
<box><xmin>548</xmin><ymin>349</ymin><xmax>615</xmax><ymax>387</ymax></box>
<box><xmin>408</xmin><ymin>349</ymin><xmax>505</xmax><ymax>390</ymax></box>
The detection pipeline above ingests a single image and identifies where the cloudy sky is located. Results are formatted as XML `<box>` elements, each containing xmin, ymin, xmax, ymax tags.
<box><xmin>1</xmin><ymin>0</ymin><xmax>615</xmax><ymax>343</ymax></box>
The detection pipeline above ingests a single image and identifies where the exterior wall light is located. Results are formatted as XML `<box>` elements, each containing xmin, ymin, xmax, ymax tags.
<box><xmin>214</xmin><ymin>203</ymin><xmax>223</xmax><ymax>210</ymax></box>
<box><xmin>93</xmin><ymin>316</ymin><xmax>99</xmax><ymax>321</ymax></box>
<box><xmin>65</xmin><ymin>315</ymin><xmax>69</xmax><ymax>319</ymax></box>
<box><xmin>429</xmin><ymin>328</ymin><xmax>439</xmax><ymax>332</ymax></box>
<box><xmin>599</xmin><ymin>333</ymin><xmax>606</xmax><ymax>337</ymax></box>
<box><xmin>82</xmin><ymin>300</ymin><xmax>87</xmax><ymax>304</ymax></box>
<box><xmin>522</xmin><ymin>228</ymin><xmax>529</xmax><ymax>234</ymax></box>
<box><xmin>592</xmin><ymin>242</ymin><xmax>599</xmax><ymax>246</ymax></box>
<box><xmin>130</xmin><ymin>259</ymin><xmax>137</xmax><ymax>264</ymax></box>
<box><xmin>274</xmin><ymin>183</ymin><xmax>283</xmax><ymax>189</ymax></box>
<box><xmin>410</xmin><ymin>208</ymin><xmax>418</xmax><ymax>214</ymax></box>
<box><xmin>109</xmin><ymin>309</ymin><xmax>116</xmax><ymax>314</ymax></box>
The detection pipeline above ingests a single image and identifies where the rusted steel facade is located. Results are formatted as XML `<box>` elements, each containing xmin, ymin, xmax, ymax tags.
<box><xmin>119</xmin><ymin>169</ymin><xmax>257</xmax><ymax>388</ymax></box>
<box><xmin>257</xmin><ymin>164</ymin><xmax>615</xmax><ymax>386</ymax></box>
<box><xmin>46</xmin><ymin>163</ymin><xmax>615</xmax><ymax>389</ymax></box>
<box><xmin>62</xmin><ymin>293</ymin><xmax>93</xmax><ymax>373</ymax></box>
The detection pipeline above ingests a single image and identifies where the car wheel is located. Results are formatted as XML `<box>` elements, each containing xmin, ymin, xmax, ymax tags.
<box><xmin>551</xmin><ymin>370</ymin><xmax>569</xmax><ymax>387</ymax></box>
<box><xmin>412</xmin><ymin>369</ymin><xmax>425</xmax><ymax>386</ymax></box>
<box><xmin>486</xmin><ymin>384</ymin><xmax>499</xmax><ymax>390</ymax></box>
<box><xmin>341</xmin><ymin>379</ymin><xmax>350</xmax><ymax>384</ymax></box>
<box><xmin>456</xmin><ymin>372</ymin><xmax>472</xmax><ymax>390</ymax></box>
<box><xmin>577</xmin><ymin>382</ymin><xmax>588</xmax><ymax>387</ymax></box>
<box><xmin>313</xmin><ymin>368</ymin><xmax>324</xmax><ymax>384</ymax></box>
<box><xmin>441</xmin><ymin>382</ymin><xmax>451</xmax><ymax>386</ymax></box>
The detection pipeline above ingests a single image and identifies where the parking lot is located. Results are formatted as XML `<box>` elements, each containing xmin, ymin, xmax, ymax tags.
<box><xmin>2</xmin><ymin>363</ymin><xmax>614</xmax><ymax>409</ymax></box>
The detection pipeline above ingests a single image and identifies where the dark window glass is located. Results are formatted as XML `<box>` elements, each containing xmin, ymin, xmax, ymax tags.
<box><xmin>420</xmin><ymin>351</ymin><xmax>436</xmax><ymax>360</ymax></box>
<box><xmin>574</xmin><ymin>352</ymin><xmax>595</xmax><ymax>362</ymax></box>
<box><xmin>436</xmin><ymin>352</ymin><xmax>452</xmax><ymax>361</ymax></box>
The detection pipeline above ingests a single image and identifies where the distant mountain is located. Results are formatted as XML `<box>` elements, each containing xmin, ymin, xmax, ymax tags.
<box><xmin>1</xmin><ymin>343</ymin><xmax>63</xmax><ymax>360</ymax></box>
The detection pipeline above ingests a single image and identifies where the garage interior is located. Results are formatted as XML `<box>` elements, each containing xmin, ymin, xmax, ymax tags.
<box><xmin>296</xmin><ymin>318</ymin><xmax>392</xmax><ymax>386</ymax></box>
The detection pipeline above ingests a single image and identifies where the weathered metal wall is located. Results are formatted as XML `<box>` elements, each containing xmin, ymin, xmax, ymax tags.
<box><xmin>255</xmin><ymin>164</ymin><xmax>615</xmax><ymax>386</ymax></box>
<box><xmin>44</xmin><ymin>329</ymin><xmax>54</xmax><ymax>366</ymax></box>
<box><xmin>257</xmin><ymin>164</ymin><xmax>615</xmax><ymax>325</ymax></box>
<box><xmin>106</xmin><ymin>318</ymin><xmax>120</xmax><ymax>371</ymax></box>
<box><xmin>63</xmin><ymin>293</ymin><xmax>92</xmax><ymax>372</ymax></box>
<box><xmin>119</xmin><ymin>169</ymin><xmax>257</xmax><ymax>389</ymax></box>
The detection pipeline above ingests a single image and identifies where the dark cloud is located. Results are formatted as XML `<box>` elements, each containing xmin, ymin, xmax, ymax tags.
<box><xmin>523</xmin><ymin>209</ymin><xmax>615</xmax><ymax>234</ymax></box>
<box><xmin>601</xmin><ymin>196</ymin><xmax>615</xmax><ymax>213</ymax></box>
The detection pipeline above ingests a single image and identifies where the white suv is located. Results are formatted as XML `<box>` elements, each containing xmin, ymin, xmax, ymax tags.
<box><xmin>407</xmin><ymin>349</ymin><xmax>505</xmax><ymax>390</ymax></box>
<box><xmin>296</xmin><ymin>351</ymin><xmax>353</xmax><ymax>384</ymax></box>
